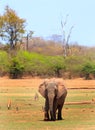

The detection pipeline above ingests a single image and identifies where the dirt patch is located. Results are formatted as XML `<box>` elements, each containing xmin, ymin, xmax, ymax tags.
<box><xmin>0</xmin><ymin>77</ymin><xmax>43</xmax><ymax>88</ymax></box>
<box><xmin>0</xmin><ymin>77</ymin><xmax>95</xmax><ymax>89</ymax></box>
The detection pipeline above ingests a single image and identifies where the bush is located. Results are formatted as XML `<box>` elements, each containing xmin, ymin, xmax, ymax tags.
<box><xmin>16</xmin><ymin>51</ymin><xmax>66</xmax><ymax>77</ymax></box>
<box><xmin>64</xmin><ymin>56</ymin><xmax>86</xmax><ymax>78</ymax></box>
<box><xmin>48</xmin><ymin>56</ymin><xmax>66</xmax><ymax>77</ymax></box>
<box><xmin>0</xmin><ymin>51</ymin><xmax>9</xmax><ymax>76</ymax></box>
<box><xmin>82</xmin><ymin>62</ymin><xmax>95</xmax><ymax>79</ymax></box>
<box><xmin>9</xmin><ymin>57</ymin><xmax>24</xmax><ymax>79</ymax></box>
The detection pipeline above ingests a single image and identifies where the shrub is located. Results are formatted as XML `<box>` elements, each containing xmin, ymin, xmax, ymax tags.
<box><xmin>0</xmin><ymin>51</ymin><xmax>9</xmax><ymax>76</ymax></box>
<box><xmin>9</xmin><ymin>57</ymin><xmax>24</xmax><ymax>79</ymax></box>
<box><xmin>16</xmin><ymin>51</ymin><xmax>66</xmax><ymax>77</ymax></box>
<box><xmin>64</xmin><ymin>56</ymin><xmax>85</xmax><ymax>78</ymax></box>
<box><xmin>49</xmin><ymin>56</ymin><xmax>66</xmax><ymax>77</ymax></box>
<box><xmin>82</xmin><ymin>62</ymin><xmax>95</xmax><ymax>79</ymax></box>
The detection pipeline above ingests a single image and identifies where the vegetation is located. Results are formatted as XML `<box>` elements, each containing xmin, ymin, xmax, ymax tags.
<box><xmin>0</xmin><ymin>49</ymin><xmax>95</xmax><ymax>79</ymax></box>
<box><xmin>0</xmin><ymin>50</ymin><xmax>9</xmax><ymax>76</ymax></box>
<box><xmin>9</xmin><ymin>57</ymin><xmax>24</xmax><ymax>79</ymax></box>
<box><xmin>82</xmin><ymin>62</ymin><xmax>95</xmax><ymax>79</ymax></box>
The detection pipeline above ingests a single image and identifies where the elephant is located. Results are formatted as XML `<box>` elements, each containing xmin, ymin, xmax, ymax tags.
<box><xmin>38</xmin><ymin>79</ymin><xmax>67</xmax><ymax>121</ymax></box>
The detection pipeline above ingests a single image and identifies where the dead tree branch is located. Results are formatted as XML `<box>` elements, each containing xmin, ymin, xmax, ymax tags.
<box><xmin>61</xmin><ymin>15</ymin><xmax>74</xmax><ymax>57</ymax></box>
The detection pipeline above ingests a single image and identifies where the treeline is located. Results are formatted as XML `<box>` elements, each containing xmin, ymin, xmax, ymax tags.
<box><xmin>0</xmin><ymin>49</ymin><xmax>95</xmax><ymax>79</ymax></box>
<box><xmin>1</xmin><ymin>35</ymin><xmax>95</xmax><ymax>56</ymax></box>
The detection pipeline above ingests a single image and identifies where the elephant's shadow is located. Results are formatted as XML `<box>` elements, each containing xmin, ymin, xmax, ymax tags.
<box><xmin>38</xmin><ymin>118</ymin><xmax>65</xmax><ymax>122</ymax></box>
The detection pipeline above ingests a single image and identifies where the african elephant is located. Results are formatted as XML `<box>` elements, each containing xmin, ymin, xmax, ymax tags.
<box><xmin>38</xmin><ymin>79</ymin><xmax>67</xmax><ymax>121</ymax></box>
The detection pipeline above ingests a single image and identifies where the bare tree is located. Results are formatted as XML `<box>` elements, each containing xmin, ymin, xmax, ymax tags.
<box><xmin>26</xmin><ymin>31</ymin><xmax>34</xmax><ymax>51</ymax></box>
<box><xmin>61</xmin><ymin>15</ymin><xmax>74</xmax><ymax>57</ymax></box>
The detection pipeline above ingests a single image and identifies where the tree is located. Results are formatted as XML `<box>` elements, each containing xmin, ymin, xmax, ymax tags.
<box><xmin>61</xmin><ymin>15</ymin><xmax>74</xmax><ymax>57</ymax></box>
<box><xmin>26</xmin><ymin>31</ymin><xmax>34</xmax><ymax>51</ymax></box>
<box><xmin>0</xmin><ymin>6</ymin><xmax>26</xmax><ymax>50</ymax></box>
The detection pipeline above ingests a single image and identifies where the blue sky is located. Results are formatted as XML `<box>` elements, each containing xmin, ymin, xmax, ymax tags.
<box><xmin>0</xmin><ymin>0</ymin><xmax>95</xmax><ymax>46</ymax></box>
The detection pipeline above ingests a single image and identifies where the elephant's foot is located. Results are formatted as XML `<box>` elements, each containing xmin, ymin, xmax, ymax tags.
<box><xmin>44</xmin><ymin>118</ymin><xmax>50</xmax><ymax>121</ymax></box>
<box><xmin>51</xmin><ymin>115</ymin><xmax>56</xmax><ymax>121</ymax></box>
<box><xmin>57</xmin><ymin>110</ymin><xmax>63</xmax><ymax>120</ymax></box>
<box><xmin>58</xmin><ymin>116</ymin><xmax>63</xmax><ymax>120</ymax></box>
<box><xmin>50</xmin><ymin>117</ymin><xmax>56</xmax><ymax>121</ymax></box>
<box><xmin>58</xmin><ymin>117</ymin><xmax>63</xmax><ymax>120</ymax></box>
<box><xmin>44</xmin><ymin>117</ymin><xmax>56</xmax><ymax>121</ymax></box>
<box><xmin>44</xmin><ymin>119</ymin><xmax>50</xmax><ymax>121</ymax></box>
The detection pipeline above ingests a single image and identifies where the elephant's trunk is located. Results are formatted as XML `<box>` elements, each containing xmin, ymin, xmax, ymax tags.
<box><xmin>48</xmin><ymin>95</ymin><xmax>56</xmax><ymax>121</ymax></box>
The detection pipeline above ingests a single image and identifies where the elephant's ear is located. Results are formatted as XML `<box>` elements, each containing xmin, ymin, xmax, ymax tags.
<box><xmin>38</xmin><ymin>82</ymin><xmax>46</xmax><ymax>98</ymax></box>
<box><xmin>57</xmin><ymin>82</ymin><xmax>67</xmax><ymax>98</ymax></box>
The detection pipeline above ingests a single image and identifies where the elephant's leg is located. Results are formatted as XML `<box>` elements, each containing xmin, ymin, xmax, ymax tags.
<box><xmin>53</xmin><ymin>99</ymin><xmax>57</xmax><ymax>121</ymax></box>
<box><xmin>44</xmin><ymin>99</ymin><xmax>49</xmax><ymax>121</ymax></box>
<box><xmin>53</xmin><ymin>107</ymin><xmax>57</xmax><ymax>121</ymax></box>
<box><xmin>44</xmin><ymin>111</ymin><xmax>49</xmax><ymax>121</ymax></box>
<box><xmin>53</xmin><ymin>111</ymin><xmax>56</xmax><ymax>121</ymax></box>
<box><xmin>57</xmin><ymin>96</ymin><xmax>66</xmax><ymax>120</ymax></box>
<box><xmin>49</xmin><ymin>110</ymin><xmax>56</xmax><ymax>121</ymax></box>
<box><xmin>57</xmin><ymin>105</ymin><xmax>63</xmax><ymax>120</ymax></box>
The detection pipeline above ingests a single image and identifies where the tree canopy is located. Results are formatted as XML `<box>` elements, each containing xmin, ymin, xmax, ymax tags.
<box><xmin>0</xmin><ymin>6</ymin><xmax>26</xmax><ymax>49</ymax></box>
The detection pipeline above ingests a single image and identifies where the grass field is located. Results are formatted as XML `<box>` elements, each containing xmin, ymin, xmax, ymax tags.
<box><xmin>0</xmin><ymin>77</ymin><xmax>95</xmax><ymax>130</ymax></box>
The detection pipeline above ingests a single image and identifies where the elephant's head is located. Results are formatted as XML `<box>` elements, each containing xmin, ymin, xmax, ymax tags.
<box><xmin>38</xmin><ymin>79</ymin><xmax>67</xmax><ymax>121</ymax></box>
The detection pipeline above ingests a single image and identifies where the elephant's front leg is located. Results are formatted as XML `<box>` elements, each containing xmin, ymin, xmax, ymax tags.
<box><xmin>57</xmin><ymin>105</ymin><xmax>63</xmax><ymax>120</ymax></box>
<box><xmin>44</xmin><ymin>111</ymin><xmax>49</xmax><ymax>121</ymax></box>
<box><xmin>44</xmin><ymin>99</ymin><xmax>49</xmax><ymax>121</ymax></box>
<box><xmin>53</xmin><ymin>104</ymin><xmax>57</xmax><ymax>121</ymax></box>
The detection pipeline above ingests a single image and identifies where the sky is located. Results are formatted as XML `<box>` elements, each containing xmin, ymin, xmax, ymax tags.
<box><xmin>0</xmin><ymin>0</ymin><xmax>95</xmax><ymax>46</ymax></box>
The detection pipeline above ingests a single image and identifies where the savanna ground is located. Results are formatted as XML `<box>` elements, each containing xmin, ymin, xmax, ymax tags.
<box><xmin>0</xmin><ymin>77</ymin><xmax>95</xmax><ymax>130</ymax></box>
